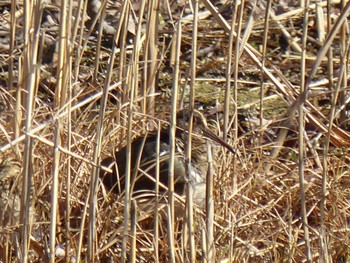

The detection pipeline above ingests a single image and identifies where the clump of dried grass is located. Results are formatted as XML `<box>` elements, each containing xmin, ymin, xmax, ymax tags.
<box><xmin>1</xmin><ymin>0</ymin><xmax>350</xmax><ymax>262</ymax></box>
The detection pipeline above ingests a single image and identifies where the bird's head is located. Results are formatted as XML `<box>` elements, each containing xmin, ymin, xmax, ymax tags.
<box><xmin>176</xmin><ymin>109</ymin><xmax>235</xmax><ymax>153</ymax></box>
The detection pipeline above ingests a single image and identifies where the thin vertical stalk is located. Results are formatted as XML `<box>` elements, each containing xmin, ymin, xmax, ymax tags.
<box><xmin>233</xmin><ymin>0</ymin><xmax>244</xmax><ymax>143</ymax></box>
<box><xmin>130</xmin><ymin>200</ymin><xmax>137</xmax><ymax>263</ymax></box>
<box><xmin>121</xmin><ymin>1</ymin><xmax>146</xmax><ymax>261</ymax></box>
<box><xmin>65</xmin><ymin>81</ymin><xmax>72</xmax><ymax>263</ymax></box>
<box><xmin>49</xmin><ymin>0</ymin><xmax>69</xmax><ymax>261</ymax></box>
<box><xmin>229</xmin><ymin>211</ymin><xmax>235</xmax><ymax>262</ymax></box>
<box><xmin>320</xmin><ymin>1</ymin><xmax>334</xmax><ymax>261</ymax></box>
<box><xmin>298</xmin><ymin>1</ymin><xmax>311</xmax><ymax>261</ymax></box>
<box><xmin>201</xmin><ymin>228</ymin><xmax>206</xmax><ymax>262</ymax></box>
<box><xmin>117</xmin><ymin>1</ymin><xmax>129</xmax><ymax>142</ymax></box>
<box><xmin>168</xmin><ymin>21</ymin><xmax>182</xmax><ymax>263</ymax></box>
<box><xmin>66</xmin><ymin>0</ymin><xmax>89</xmax><ymax>262</ymax></box>
<box><xmin>9</xmin><ymin>0</ymin><xmax>19</xmax><ymax>142</ymax></box>
<box><xmin>88</xmin><ymin>0</ymin><xmax>130</xmax><ymax>261</ymax></box>
<box><xmin>74</xmin><ymin>0</ymin><xmax>105</xmax><ymax>79</ymax></box>
<box><xmin>228</xmin><ymin>0</ymin><xmax>244</xmax><ymax>197</ymax></box>
<box><xmin>153</xmin><ymin>120</ymin><xmax>161</xmax><ymax>262</ymax></box>
<box><xmin>223</xmin><ymin>0</ymin><xmax>238</xmax><ymax>141</ymax></box>
<box><xmin>70</xmin><ymin>0</ymin><xmax>84</xmax><ymax>46</ymax></box>
<box><xmin>75</xmin><ymin>188</ymin><xmax>90</xmax><ymax>263</ymax></box>
<box><xmin>205</xmin><ymin>139</ymin><xmax>214</xmax><ymax>262</ymax></box>
<box><xmin>186</xmin><ymin>0</ymin><xmax>198</xmax><ymax>261</ymax></box>
<box><xmin>238</xmin><ymin>0</ymin><xmax>256</xmax><ymax>58</ymax></box>
<box><xmin>146</xmin><ymin>0</ymin><xmax>159</xmax><ymax>117</ymax></box>
<box><xmin>65</xmin><ymin>2</ymin><xmax>74</xmax><ymax>261</ymax></box>
<box><xmin>122</xmin><ymin>95</ymin><xmax>133</xmax><ymax>262</ymax></box>
<box><xmin>120</xmin><ymin>7</ymin><xmax>131</xmax><ymax>105</ymax></box>
<box><xmin>326</xmin><ymin>0</ymin><xmax>334</xmax><ymax>91</ymax></box>
<box><xmin>320</xmin><ymin>146</ymin><xmax>328</xmax><ymax>263</ymax></box>
<box><xmin>339</xmin><ymin>0</ymin><xmax>347</xmax><ymax>123</ymax></box>
<box><xmin>321</xmin><ymin>42</ymin><xmax>348</xmax><ymax>262</ymax></box>
<box><xmin>72</xmin><ymin>0</ymin><xmax>88</xmax><ymax>87</ymax></box>
<box><xmin>260</xmin><ymin>0</ymin><xmax>272</xmax><ymax>127</ymax></box>
<box><xmin>92</xmin><ymin>0</ymin><xmax>108</xmax><ymax>82</ymax></box>
<box><xmin>166</xmin><ymin>205</ymin><xmax>175</xmax><ymax>262</ymax></box>
<box><xmin>20</xmin><ymin>1</ymin><xmax>40</xmax><ymax>262</ymax></box>
<box><xmin>121</xmin><ymin>63</ymin><xmax>134</xmax><ymax>263</ymax></box>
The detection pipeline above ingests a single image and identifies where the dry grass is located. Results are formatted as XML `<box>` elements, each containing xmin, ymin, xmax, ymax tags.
<box><xmin>1</xmin><ymin>0</ymin><xmax>350</xmax><ymax>262</ymax></box>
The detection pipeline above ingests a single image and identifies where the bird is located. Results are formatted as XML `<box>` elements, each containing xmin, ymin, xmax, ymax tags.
<box><xmin>99</xmin><ymin>109</ymin><xmax>235</xmax><ymax>209</ymax></box>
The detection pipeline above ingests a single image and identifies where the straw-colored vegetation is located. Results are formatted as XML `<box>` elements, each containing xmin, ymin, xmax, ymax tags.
<box><xmin>1</xmin><ymin>0</ymin><xmax>350</xmax><ymax>262</ymax></box>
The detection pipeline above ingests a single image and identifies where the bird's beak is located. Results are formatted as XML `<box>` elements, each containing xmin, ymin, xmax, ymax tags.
<box><xmin>202</xmin><ymin>128</ymin><xmax>235</xmax><ymax>153</ymax></box>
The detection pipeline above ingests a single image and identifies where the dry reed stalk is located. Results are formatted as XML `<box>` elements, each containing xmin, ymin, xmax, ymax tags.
<box><xmin>139</xmin><ymin>0</ymin><xmax>158</xmax><ymax>118</ymax></box>
<box><xmin>185</xmin><ymin>0</ymin><xmax>199</xmax><ymax>261</ymax></box>
<box><xmin>49</xmin><ymin>0</ymin><xmax>71</xmax><ymax>261</ymax></box>
<box><xmin>19</xmin><ymin>1</ymin><xmax>42</xmax><ymax>262</ymax></box>
<box><xmin>92</xmin><ymin>0</ymin><xmax>107</xmax><ymax>83</ymax></box>
<box><xmin>153</xmin><ymin>120</ymin><xmax>161</xmax><ymax>261</ymax></box>
<box><xmin>9</xmin><ymin>0</ymin><xmax>19</xmax><ymax>143</ymax></box>
<box><xmin>319</xmin><ymin>3</ymin><xmax>349</xmax><ymax>259</ymax></box>
<box><xmin>205</xmin><ymin>139</ymin><xmax>214</xmax><ymax>262</ymax></box>
<box><xmin>223</xmin><ymin>0</ymin><xmax>237</xmax><ymax>142</ymax></box>
<box><xmin>298</xmin><ymin>1</ymin><xmax>312</xmax><ymax>262</ymax></box>
<box><xmin>87</xmin><ymin>0</ymin><xmax>131</xmax><ymax>260</ymax></box>
<box><xmin>119</xmin><ymin>2</ymin><xmax>134</xmax><ymax>261</ymax></box>
<box><xmin>260</xmin><ymin>0</ymin><xmax>272</xmax><ymax>129</ymax></box>
<box><xmin>130</xmin><ymin>200</ymin><xmax>137</xmax><ymax>262</ymax></box>
<box><xmin>168</xmin><ymin>19</ymin><xmax>182</xmax><ymax>262</ymax></box>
